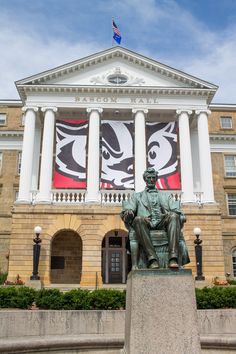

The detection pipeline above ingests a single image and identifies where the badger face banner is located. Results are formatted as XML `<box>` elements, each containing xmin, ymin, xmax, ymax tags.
<box><xmin>53</xmin><ymin>120</ymin><xmax>88</xmax><ymax>188</ymax></box>
<box><xmin>146</xmin><ymin>122</ymin><xmax>181</xmax><ymax>190</ymax></box>
<box><xmin>101</xmin><ymin>120</ymin><xmax>134</xmax><ymax>189</ymax></box>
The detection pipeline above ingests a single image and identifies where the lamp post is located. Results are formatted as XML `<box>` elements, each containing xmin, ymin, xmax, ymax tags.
<box><xmin>30</xmin><ymin>226</ymin><xmax>42</xmax><ymax>280</ymax></box>
<box><xmin>193</xmin><ymin>227</ymin><xmax>205</xmax><ymax>281</ymax></box>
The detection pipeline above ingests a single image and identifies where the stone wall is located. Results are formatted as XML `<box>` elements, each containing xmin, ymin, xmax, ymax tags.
<box><xmin>7</xmin><ymin>202</ymin><xmax>225</xmax><ymax>287</ymax></box>
<box><xmin>0</xmin><ymin>105</ymin><xmax>23</xmax><ymax>272</ymax></box>
<box><xmin>0</xmin><ymin>309</ymin><xmax>235</xmax><ymax>353</ymax></box>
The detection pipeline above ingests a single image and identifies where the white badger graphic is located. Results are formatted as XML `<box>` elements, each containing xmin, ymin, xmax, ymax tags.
<box><xmin>55</xmin><ymin>120</ymin><xmax>88</xmax><ymax>182</ymax></box>
<box><xmin>101</xmin><ymin>120</ymin><xmax>134</xmax><ymax>189</ymax></box>
<box><xmin>146</xmin><ymin>122</ymin><xmax>179</xmax><ymax>187</ymax></box>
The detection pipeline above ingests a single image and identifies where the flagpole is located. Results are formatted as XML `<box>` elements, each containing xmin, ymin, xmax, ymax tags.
<box><xmin>112</xmin><ymin>17</ymin><xmax>114</xmax><ymax>46</ymax></box>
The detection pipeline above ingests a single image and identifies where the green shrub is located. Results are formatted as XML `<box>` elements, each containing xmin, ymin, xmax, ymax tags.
<box><xmin>35</xmin><ymin>288</ymin><xmax>64</xmax><ymax>309</ymax></box>
<box><xmin>0</xmin><ymin>286</ymin><xmax>36</xmax><ymax>309</ymax></box>
<box><xmin>88</xmin><ymin>289</ymin><xmax>126</xmax><ymax>310</ymax></box>
<box><xmin>1</xmin><ymin>285</ymin><xmax>236</xmax><ymax>310</ymax></box>
<box><xmin>228</xmin><ymin>279</ymin><xmax>236</xmax><ymax>285</ymax></box>
<box><xmin>35</xmin><ymin>288</ymin><xmax>126</xmax><ymax>310</ymax></box>
<box><xmin>0</xmin><ymin>272</ymin><xmax>7</xmax><ymax>285</ymax></box>
<box><xmin>62</xmin><ymin>289</ymin><xmax>91</xmax><ymax>310</ymax></box>
<box><xmin>196</xmin><ymin>286</ymin><xmax>236</xmax><ymax>309</ymax></box>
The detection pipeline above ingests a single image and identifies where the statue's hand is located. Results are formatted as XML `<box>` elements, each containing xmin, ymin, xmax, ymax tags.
<box><xmin>145</xmin><ymin>218</ymin><xmax>156</xmax><ymax>228</ymax></box>
<box><xmin>123</xmin><ymin>210</ymin><xmax>135</xmax><ymax>224</ymax></box>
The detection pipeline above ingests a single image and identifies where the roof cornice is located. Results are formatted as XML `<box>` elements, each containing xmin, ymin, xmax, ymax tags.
<box><xmin>17</xmin><ymin>83</ymin><xmax>216</xmax><ymax>103</ymax></box>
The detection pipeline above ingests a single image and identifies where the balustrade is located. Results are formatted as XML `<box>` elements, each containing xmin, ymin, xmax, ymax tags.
<box><xmin>26</xmin><ymin>189</ymin><xmax>203</xmax><ymax>205</ymax></box>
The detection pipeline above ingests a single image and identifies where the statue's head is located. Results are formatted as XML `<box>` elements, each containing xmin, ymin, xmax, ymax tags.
<box><xmin>143</xmin><ymin>168</ymin><xmax>158</xmax><ymax>189</ymax></box>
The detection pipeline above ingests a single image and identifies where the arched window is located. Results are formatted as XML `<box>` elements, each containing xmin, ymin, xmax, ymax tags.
<box><xmin>232</xmin><ymin>249</ymin><xmax>236</xmax><ymax>277</ymax></box>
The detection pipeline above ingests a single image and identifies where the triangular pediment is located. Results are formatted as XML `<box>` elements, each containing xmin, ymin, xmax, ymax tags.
<box><xmin>16</xmin><ymin>46</ymin><xmax>217</xmax><ymax>92</ymax></box>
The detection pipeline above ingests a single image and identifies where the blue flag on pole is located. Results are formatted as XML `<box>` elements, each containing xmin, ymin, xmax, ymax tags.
<box><xmin>112</xmin><ymin>20</ymin><xmax>122</xmax><ymax>44</ymax></box>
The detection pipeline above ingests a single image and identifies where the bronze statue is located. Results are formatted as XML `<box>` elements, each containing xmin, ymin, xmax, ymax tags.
<box><xmin>121</xmin><ymin>168</ymin><xmax>190</xmax><ymax>270</ymax></box>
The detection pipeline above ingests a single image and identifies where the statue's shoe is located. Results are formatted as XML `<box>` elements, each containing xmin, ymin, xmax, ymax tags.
<box><xmin>169</xmin><ymin>259</ymin><xmax>179</xmax><ymax>269</ymax></box>
<box><xmin>148</xmin><ymin>260</ymin><xmax>160</xmax><ymax>269</ymax></box>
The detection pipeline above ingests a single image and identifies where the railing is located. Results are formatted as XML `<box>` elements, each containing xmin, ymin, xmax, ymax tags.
<box><xmin>27</xmin><ymin>189</ymin><xmax>203</xmax><ymax>205</ymax></box>
<box><xmin>51</xmin><ymin>190</ymin><xmax>86</xmax><ymax>204</ymax></box>
<box><xmin>101</xmin><ymin>190</ymin><xmax>132</xmax><ymax>204</ymax></box>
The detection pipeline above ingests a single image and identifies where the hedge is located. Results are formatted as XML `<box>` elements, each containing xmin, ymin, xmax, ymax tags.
<box><xmin>0</xmin><ymin>287</ymin><xmax>126</xmax><ymax>310</ymax></box>
<box><xmin>196</xmin><ymin>286</ymin><xmax>236</xmax><ymax>309</ymax></box>
<box><xmin>0</xmin><ymin>286</ymin><xmax>235</xmax><ymax>310</ymax></box>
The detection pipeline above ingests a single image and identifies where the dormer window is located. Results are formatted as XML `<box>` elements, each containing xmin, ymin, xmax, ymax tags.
<box><xmin>108</xmin><ymin>74</ymin><xmax>128</xmax><ymax>85</ymax></box>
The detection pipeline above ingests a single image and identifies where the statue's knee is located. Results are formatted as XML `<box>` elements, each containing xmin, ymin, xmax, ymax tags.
<box><xmin>169</xmin><ymin>212</ymin><xmax>179</xmax><ymax>221</ymax></box>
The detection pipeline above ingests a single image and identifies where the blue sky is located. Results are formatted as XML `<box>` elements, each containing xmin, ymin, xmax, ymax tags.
<box><xmin>1</xmin><ymin>0</ymin><xmax>236</xmax><ymax>103</ymax></box>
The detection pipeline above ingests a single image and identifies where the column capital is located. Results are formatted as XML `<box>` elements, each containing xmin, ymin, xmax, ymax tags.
<box><xmin>22</xmin><ymin>106</ymin><xmax>38</xmax><ymax>113</ymax></box>
<box><xmin>132</xmin><ymin>108</ymin><xmax>148</xmax><ymax>115</ymax></box>
<box><xmin>41</xmin><ymin>107</ymin><xmax>58</xmax><ymax>113</ymax></box>
<box><xmin>86</xmin><ymin>107</ymin><xmax>103</xmax><ymax>114</ymax></box>
<box><xmin>195</xmin><ymin>109</ymin><xmax>211</xmax><ymax>116</ymax></box>
<box><xmin>176</xmin><ymin>109</ymin><xmax>192</xmax><ymax>116</ymax></box>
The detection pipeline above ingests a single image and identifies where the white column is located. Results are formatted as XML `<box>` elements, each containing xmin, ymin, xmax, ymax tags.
<box><xmin>17</xmin><ymin>107</ymin><xmax>38</xmax><ymax>203</ymax></box>
<box><xmin>176</xmin><ymin>110</ymin><xmax>195</xmax><ymax>202</ymax></box>
<box><xmin>31</xmin><ymin>124</ymin><xmax>42</xmax><ymax>191</ymax></box>
<box><xmin>86</xmin><ymin>108</ymin><xmax>102</xmax><ymax>203</ymax></box>
<box><xmin>196</xmin><ymin>110</ymin><xmax>215</xmax><ymax>202</ymax></box>
<box><xmin>37</xmin><ymin>107</ymin><xmax>57</xmax><ymax>203</ymax></box>
<box><xmin>133</xmin><ymin>109</ymin><xmax>148</xmax><ymax>192</ymax></box>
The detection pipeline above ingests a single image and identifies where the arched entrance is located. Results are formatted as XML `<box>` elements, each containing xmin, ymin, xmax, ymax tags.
<box><xmin>102</xmin><ymin>230</ymin><xmax>131</xmax><ymax>284</ymax></box>
<box><xmin>51</xmin><ymin>229</ymin><xmax>82</xmax><ymax>284</ymax></box>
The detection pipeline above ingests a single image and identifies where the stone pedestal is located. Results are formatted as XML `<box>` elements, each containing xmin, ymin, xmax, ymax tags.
<box><xmin>124</xmin><ymin>269</ymin><xmax>201</xmax><ymax>354</ymax></box>
<box><xmin>25</xmin><ymin>280</ymin><xmax>42</xmax><ymax>290</ymax></box>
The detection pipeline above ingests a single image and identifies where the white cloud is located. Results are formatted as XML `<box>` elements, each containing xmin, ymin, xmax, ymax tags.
<box><xmin>1</xmin><ymin>1</ymin><xmax>236</xmax><ymax>103</ymax></box>
<box><xmin>0</xmin><ymin>17</ymin><xmax>102</xmax><ymax>99</ymax></box>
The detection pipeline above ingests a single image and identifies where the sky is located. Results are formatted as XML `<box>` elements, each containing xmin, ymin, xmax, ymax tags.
<box><xmin>1</xmin><ymin>0</ymin><xmax>236</xmax><ymax>103</ymax></box>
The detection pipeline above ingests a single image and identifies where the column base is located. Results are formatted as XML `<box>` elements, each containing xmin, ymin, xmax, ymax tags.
<box><xmin>85</xmin><ymin>192</ymin><xmax>101</xmax><ymax>203</ymax></box>
<box><xmin>15</xmin><ymin>199</ymin><xmax>31</xmax><ymax>204</ymax></box>
<box><xmin>36</xmin><ymin>195</ymin><xmax>52</xmax><ymax>204</ymax></box>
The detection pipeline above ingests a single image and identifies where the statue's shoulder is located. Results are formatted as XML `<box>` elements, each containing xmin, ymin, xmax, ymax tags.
<box><xmin>157</xmin><ymin>190</ymin><xmax>170</xmax><ymax>202</ymax></box>
<box><xmin>131</xmin><ymin>191</ymin><xmax>142</xmax><ymax>200</ymax></box>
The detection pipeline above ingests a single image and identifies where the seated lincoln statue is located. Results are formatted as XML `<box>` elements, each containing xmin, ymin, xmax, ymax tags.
<box><xmin>121</xmin><ymin>168</ymin><xmax>190</xmax><ymax>270</ymax></box>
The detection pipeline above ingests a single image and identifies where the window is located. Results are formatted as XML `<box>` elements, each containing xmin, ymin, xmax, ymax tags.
<box><xmin>224</xmin><ymin>155</ymin><xmax>236</xmax><ymax>177</ymax></box>
<box><xmin>0</xmin><ymin>152</ymin><xmax>2</xmax><ymax>174</ymax></box>
<box><xmin>227</xmin><ymin>194</ymin><xmax>236</xmax><ymax>215</ymax></box>
<box><xmin>0</xmin><ymin>113</ymin><xmax>6</xmax><ymax>125</ymax></box>
<box><xmin>17</xmin><ymin>152</ymin><xmax>22</xmax><ymax>175</ymax></box>
<box><xmin>108</xmin><ymin>74</ymin><xmax>128</xmax><ymax>85</ymax></box>
<box><xmin>232</xmin><ymin>249</ymin><xmax>236</xmax><ymax>277</ymax></box>
<box><xmin>220</xmin><ymin>116</ymin><xmax>232</xmax><ymax>129</ymax></box>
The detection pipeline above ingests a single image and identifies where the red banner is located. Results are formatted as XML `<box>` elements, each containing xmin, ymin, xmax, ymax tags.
<box><xmin>53</xmin><ymin>120</ymin><xmax>88</xmax><ymax>189</ymax></box>
<box><xmin>146</xmin><ymin>122</ymin><xmax>181</xmax><ymax>190</ymax></box>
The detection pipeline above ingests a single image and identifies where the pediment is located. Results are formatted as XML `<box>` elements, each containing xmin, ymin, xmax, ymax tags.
<box><xmin>16</xmin><ymin>47</ymin><xmax>217</xmax><ymax>92</ymax></box>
